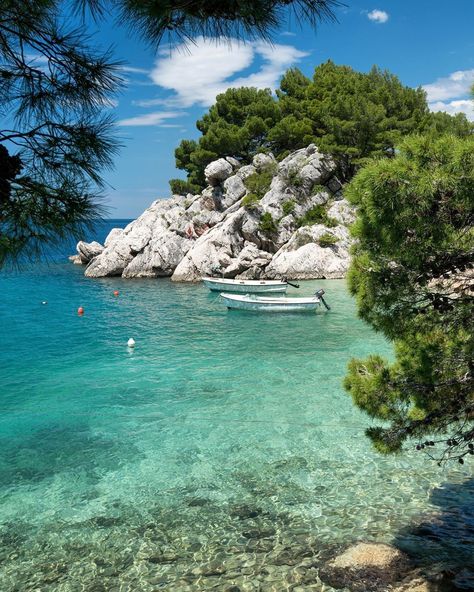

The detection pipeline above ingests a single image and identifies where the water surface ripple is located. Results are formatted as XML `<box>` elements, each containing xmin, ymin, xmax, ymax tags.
<box><xmin>0</xmin><ymin>257</ymin><xmax>471</xmax><ymax>591</ymax></box>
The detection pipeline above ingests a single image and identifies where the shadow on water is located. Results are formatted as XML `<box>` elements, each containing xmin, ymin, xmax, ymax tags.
<box><xmin>394</xmin><ymin>476</ymin><xmax>474</xmax><ymax>590</ymax></box>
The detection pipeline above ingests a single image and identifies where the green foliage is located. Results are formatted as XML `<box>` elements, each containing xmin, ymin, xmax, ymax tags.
<box><xmin>112</xmin><ymin>1</ymin><xmax>339</xmax><ymax>46</ymax></box>
<box><xmin>175</xmin><ymin>61</ymin><xmax>468</xmax><ymax>189</ymax></box>
<box><xmin>344</xmin><ymin>134</ymin><xmax>474</xmax><ymax>462</ymax></box>
<box><xmin>169</xmin><ymin>178</ymin><xmax>201</xmax><ymax>195</ymax></box>
<box><xmin>282</xmin><ymin>200</ymin><xmax>296</xmax><ymax>216</ymax></box>
<box><xmin>318</xmin><ymin>232</ymin><xmax>339</xmax><ymax>247</ymax></box>
<box><xmin>258</xmin><ymin>212</ymin><xmax>278</xmax><ymax>235</ymax></box>
<box><xmin>0</xmin><ymin>0</ymin><xmax>121</xmax><ymax>265</ymax></box>
<box><xmin>243</xmin><ymin>168</ymin><xmax>275</xmax><ymax>198</ymax></box>
<box><xmin>423</xmin><ymin>111</ymin><xmax>474</xmax><ymax>138</ymax></box>
<box><xmin>174</xmin><ymin>88</ymin><xmax>281</xmax><ymax>190</ymax></box>
<box><xmin>284</xmin><ymin>167</ymin><xmax>304</xmax><ymax>187</ymax></box>
<box><xmin>241</xmin><ymin>193</ymin><xmax>260</xmax><ymax>209</ymax></box>
<box><xmin>311</xmin><ymin>184</ymin><xmax>326</xmax><ymax>195</ymax></box>
<box><xmin>297</xmin><ymin>204</ymin><xmax>337</xmax><ymax>227</ymax></box>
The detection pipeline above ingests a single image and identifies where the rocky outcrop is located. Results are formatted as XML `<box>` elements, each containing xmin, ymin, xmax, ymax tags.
<box><xmin>75</xmin><ymin>145</ymin><xmax>356</xmax><ymax>280</ymax></box>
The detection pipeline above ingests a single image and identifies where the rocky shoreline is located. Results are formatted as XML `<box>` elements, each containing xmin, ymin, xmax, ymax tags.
<box><xmin>72</xmin><ymin>145</ymin><xmax>355</xmax><ymax>280</ymax></box>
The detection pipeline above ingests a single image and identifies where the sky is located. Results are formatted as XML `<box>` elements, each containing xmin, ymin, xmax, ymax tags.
<box><xmin>79</xmin><ymin>0</ymin><xmax>474</xmax><ymax>217</ymax></box>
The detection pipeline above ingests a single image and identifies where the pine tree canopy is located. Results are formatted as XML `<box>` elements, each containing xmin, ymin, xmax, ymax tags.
<box><xmin>0</xmin><ymin>0</ymin><xmax>122</xmax><ymax>264</ymax></box>
<box><xmin>171</xmin><ymin>61</ymin><xmax>474</xmax><ymax>194</ymax></box>
<box><xmin>343</xmin><ymin>134</ymin><xmax>474</xmax><ymax>464</ymax></box>
<box><xmin>80</xmin><ymin>0</ymin><xmax>341</xmax><ymax>45</ymax></box>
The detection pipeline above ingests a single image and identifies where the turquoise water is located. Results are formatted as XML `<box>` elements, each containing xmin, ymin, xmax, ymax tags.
<box><xmin>0</xmin><ymin>224</ymin><xmax>472</xmax><ymax>591</ymax></box>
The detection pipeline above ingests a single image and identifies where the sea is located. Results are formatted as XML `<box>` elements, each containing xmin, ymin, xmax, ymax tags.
<box><xmin>0</xmin><ymin>219</ymin><xmax>472</xmax><ymax>591</ymax></box>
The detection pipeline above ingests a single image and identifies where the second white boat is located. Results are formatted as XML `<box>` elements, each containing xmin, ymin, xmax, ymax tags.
<box><xmin>220</xmin><ymin>290</ymin><xmax>330</xmax><ymax>312</ymax></box>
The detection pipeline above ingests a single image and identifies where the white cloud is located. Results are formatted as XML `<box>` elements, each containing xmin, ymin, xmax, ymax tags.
<box><xmin>148</xmin><ymin>37</ymin><xmax>308</xmax><ymax>108</ymax></box>
<box><xmin>423</xmin><ymin>69</ymin><xmax>474</xmax><ymax>102</ymax></box>
<box><xmin>117</xmin><ymin>111</ymin><xmax>183</xmax><ymax>127</ymax></box>
<box><xmin>367</xmin><ymin>9</ymin><xmax>389</xmax><ymax>23</ymax></box>
<box><xmin>423</xmin><ymin>68</ymin><xmax>474</xmax><ymax>121</ymax></box>
<box><xmin>428</xmin><ymin>99</ymin><xmax>474</xmax><ymax>121</ymax></box>
<box><xmin>120</xmin><ymin>66</ymin><xmax>150</xmax><ymax>75</ymax></box>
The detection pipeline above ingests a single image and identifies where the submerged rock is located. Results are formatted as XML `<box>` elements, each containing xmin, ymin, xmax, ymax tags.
<box><xmin>319</xmin><ymin>542</ymin><xmax>411</xmax><ymax>591</ymax></box>
<box><xmin>77</xmin><ymin>144</ymin><xmax>356</xmax><ymax>279</ymax></box>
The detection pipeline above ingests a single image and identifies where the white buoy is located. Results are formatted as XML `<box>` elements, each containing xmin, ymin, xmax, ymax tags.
<box><xmin>42</xmin><ymin>301</ymin><xmax>47</xmax><ymax>305</ymax></box>
<box><xmin>127</xmin><ymin>338</ymin><xmax>136</xmax><ymax>348</ymax></box>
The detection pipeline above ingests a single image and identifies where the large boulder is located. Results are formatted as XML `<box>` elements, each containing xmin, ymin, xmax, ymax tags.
<box><xmin>122</xmin><ymin>230</ymin><xmax>190</xmax><ymax>278</ymax></box>
<box><xmin>222</xmin><ymin>174</ymin><xmax>247</xmax><ymax>209</ymax></box>
<box><xmin>277</xmin><ymin>144</ymin><xmax>336</xmax><ymax>195</ymax></box>
<box><xmin>252</xmin><ymin>152</ymin><xmax>276</xmax><ymax>172</ymax></box>
<box><xmin>85</xmin><ymin>199</ymin><xmax>173</xmax><ymax>277</ymax></box>
<box><xmin>204</xmin><ymin>158</ymin><xmax>234</xmax><ymax>186</ymax></box>
<box><xmin>76</xmin><ymin>240</ymin><xmax>104</xmax><ymax>264</ymax></box>
<box><xmin>265</xmin><ymin>224</ymin><xmax>351</xmax><ymax>279</ymax></box>
<box><xmin>104</xmin><ymin>228</ymin><xmax>123</xmax><ymax>247</ymax></box>
<box><xmin>171</xmin><ymin>210</ymin><xmax>245</xmax><ymax>282</ymax></box>
<box><xmin>319</xmin><ymin>542</ymin><xmax>411</xmax><ymax>592</ymax></box>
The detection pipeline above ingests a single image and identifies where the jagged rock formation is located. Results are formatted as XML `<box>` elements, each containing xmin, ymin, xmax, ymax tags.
<box><xmin>79</xmin><ymin>145</ymin><xmax>356</xmax><ymax>280</ymax></box>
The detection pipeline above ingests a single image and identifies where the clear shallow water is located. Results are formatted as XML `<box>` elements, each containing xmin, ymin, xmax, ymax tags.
<box><xmin>0</xmin><ymin>222</ymin><xmax>472</xmax><ymax>591</ymax></box>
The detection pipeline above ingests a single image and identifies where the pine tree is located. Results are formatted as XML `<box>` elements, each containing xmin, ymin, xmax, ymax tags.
<box><xmin>344</xmin><ymin>134</ymin><xmax>474</xmax><ymax>463</ymax></box>
<box><xmin>0</xmin><ymin>0</ymin><xmax>121</xmax><ymax>263</ymax></box>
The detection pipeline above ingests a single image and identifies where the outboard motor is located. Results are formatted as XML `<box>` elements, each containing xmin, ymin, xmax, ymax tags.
<box><xmin>315</xmin><ymin>289</ymin><xmax>331</xmax><ymax>310</ymax></box>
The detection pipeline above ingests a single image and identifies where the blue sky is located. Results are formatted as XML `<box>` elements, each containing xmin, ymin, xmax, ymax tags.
<box><xmin>84</xmin><ymin>0</ymin><xmax>474</xmax><ymax>217</ymax></box>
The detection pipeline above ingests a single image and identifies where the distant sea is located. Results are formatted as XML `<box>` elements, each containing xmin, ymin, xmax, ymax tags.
<box><xmin>0</xmin><ymin>220</ymin><xmax>472</xmax><ymax>591</ymax></box>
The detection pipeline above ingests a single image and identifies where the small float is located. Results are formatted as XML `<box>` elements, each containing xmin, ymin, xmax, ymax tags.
<box><xmin>220</xmin><ymin>289</ymin><xmax>330</xmax><ymax>313</ymax></box>
<box><xmin>202</xmin><ymin>277</ymin><xmax>295</xmax><ymax>294</ymax></box>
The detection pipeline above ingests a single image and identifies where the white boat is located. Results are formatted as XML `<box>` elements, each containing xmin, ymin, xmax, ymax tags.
<box><xmin>202</xmin><ymin>277</ymin><xmax>289</xmax><ymax>294</ymax></box>
<box><xmin>220</xmin><ymin>290</ymin><xmax>330</xmax><ymax>312</ymax></box>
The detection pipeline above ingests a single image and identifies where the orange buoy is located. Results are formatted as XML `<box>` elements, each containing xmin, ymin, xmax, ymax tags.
<box><xmin>113</xmin><ymin>290</ymin><xmax>119</xmax><ymax>297</ymax></box>
<box><xmin>77</xmin><ymin>306</ymin><xmax>84</xmax><ymax>315</ymax></box>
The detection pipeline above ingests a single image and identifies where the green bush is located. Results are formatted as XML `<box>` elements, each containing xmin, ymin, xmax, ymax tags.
<box><xmin>282</xmin><ymin>199</ymin><xmax>296</xmax><ymax>216</ymax></box>
<box><xmin>259</xmin><ymin>212</ymin><xmax>278</xmax><ymax>235</ymax></box>
<box><xmin>285</xmin><ymin>167</ymin><xmax>303</xmax><ymax>187</ymax></box>
<box><xmin>169</xmin><ymin>178</ymin><xmax>200</xmax><ymax>195</ymax></box>
<box><xmin>311</xmin><ymin>184</ymin><xmax>326</xmax><ymax>195</ymax></box>
<box><xmin>318</xmin><ymin>232</ymin><xmax>339</xmax><ymax>247</ymax></box>
<box><xmin>297</xmin><ymin>204</ymin><xmax>338</xmax><ymax>227</ymax></box>
<box><xmin>244</xmin><ymin>168</ymin><xmax>275</xmax><ymax>199</ymax></box>
<box><xmin>241</xmin><ymin>193</ymin><xmax>260</xmax><ymax>209</ymax></box>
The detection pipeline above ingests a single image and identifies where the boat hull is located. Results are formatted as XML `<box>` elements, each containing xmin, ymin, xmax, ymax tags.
<box><xmin>203</xmin><ymin>278</ymin><xmax>287</xmax><ymax>294</ymax></box>
<box><xmin>220</xmin><ymin>293</ymin><xmax>321</xmax><ymax>312</ymax></box>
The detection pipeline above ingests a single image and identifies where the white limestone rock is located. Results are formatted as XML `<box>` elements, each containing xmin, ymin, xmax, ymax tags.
<box><xmin>265</xmin><ymin>224</ymin><xmax>351</xmax><ymax>279</ymax></box>
<box><xmin>252</xmin><ymin>152</ymin><xmax>276</xmax><ymax>172</ymax></box>
<box><xmin>222</xmin><ymin>175</ymin><xmax>247</xmax><ymax>209</ymax></box>
<box><xmin>76</xmin><ymin>240</ymin><xmax>104</xmax><ymax>264</ymax></box>
<box><xmin>104</xmin><ymin>228</ymin><xmax>123</xmax><ymax>247</ymax></box>
<box><xmin>236</xmin><ymin>164</ymin><xmax>256</xmax><ymax>180</ymax></box>
<box><xmin>222</xmin><ymin>242</ymin><xmax>272</xmax><ymax>278</ymax></box>
<box><xmin>278</xmin><ymin>144</ymin><xmax>335</xmax><ymax>193</ymax></box>
<box><xmin>171</xmin><ymin>211</ymin><xmax>245</xmax><ymax>282</ymax></box>
<box><xmin>122</xmin><ymin>230</ymin><xmax>190</xmax><ymax>278</ymax></box>
<box><xmin>327</xmin><ymin>199</ymin><xmax>356</xmax><ymax>225</ymax></box>
<box><xmin>225</xmin><ymin>156</ymin><xmax>241</xmax><ymax>169</ymax></box>
<box><xmin>85</xmin><ymin>200</ymin><xmax>165</xmax><ymax>277</ymax></box>
<box><xmin>204</xmin><ymin>158</ymin><xmax>233</xmax><ymax>186</ymax></box>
